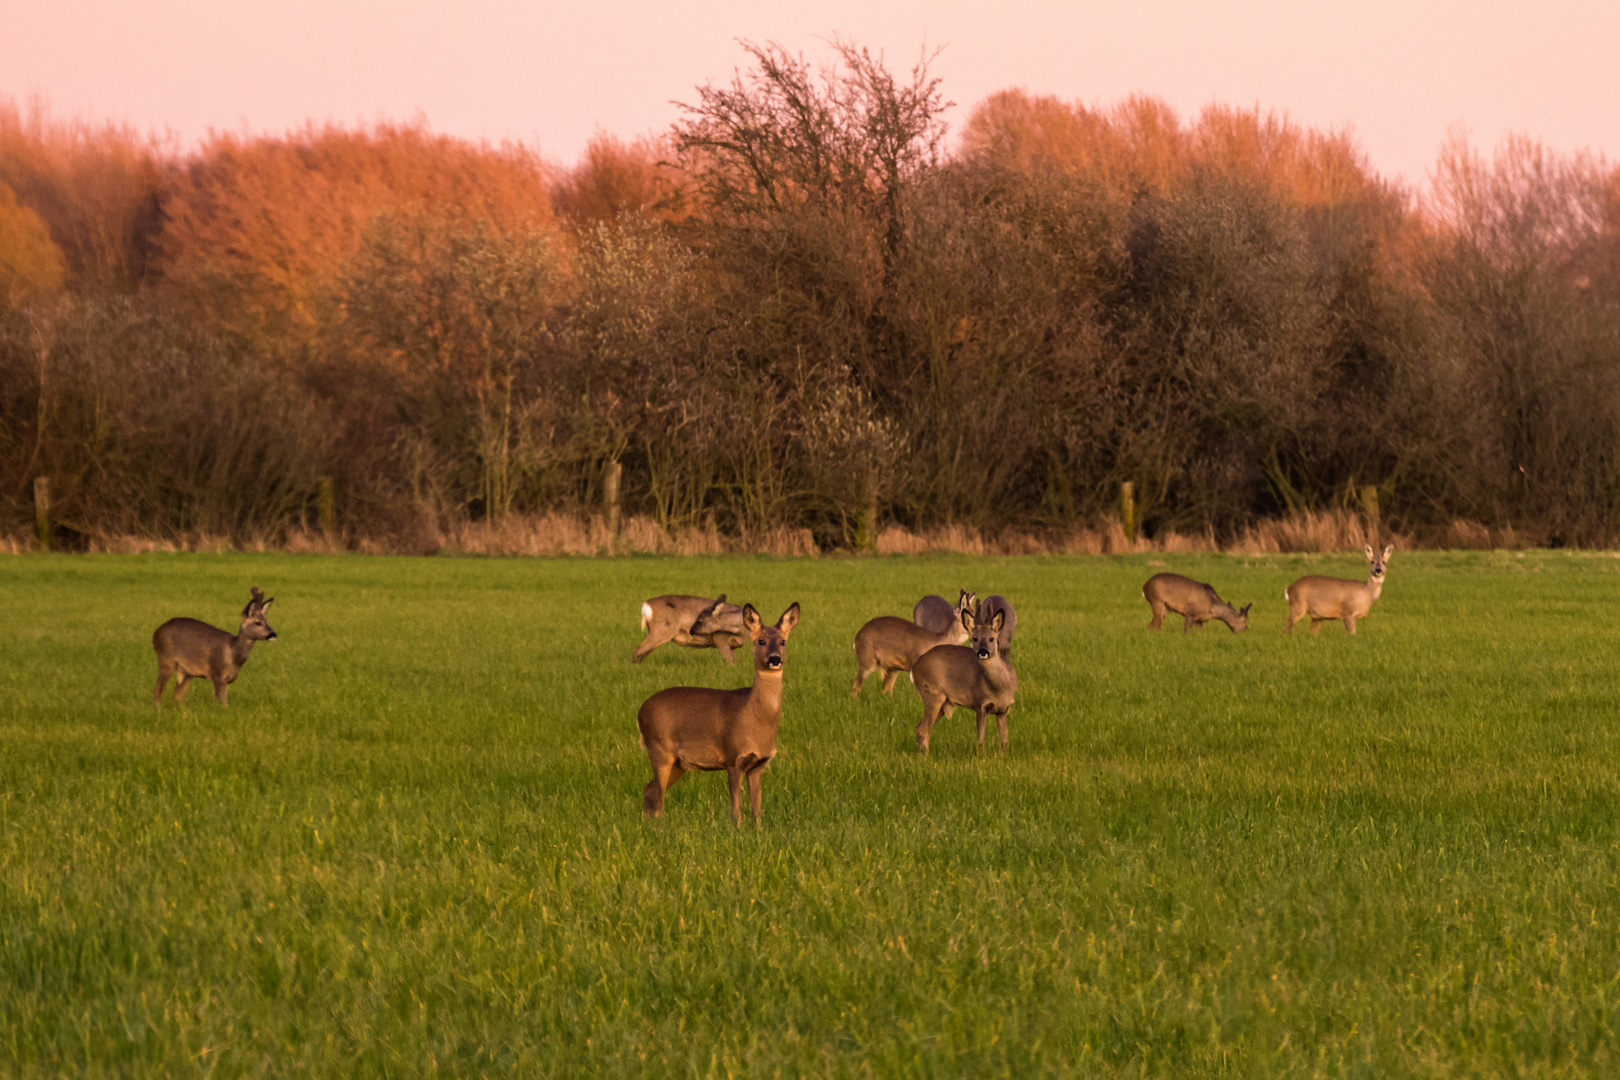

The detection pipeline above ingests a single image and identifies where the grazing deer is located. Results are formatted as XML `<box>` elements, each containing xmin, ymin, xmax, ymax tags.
<box><xmin>1142</xmin><ymin>573</ymin><xmax>1250</xmax><ymax>633</ymax></box>
<box><xmin>152</xmin><ymin>586</ymin><xmax>277</xmax><ymax>706</ymax></box>
<box><xmin>637</xmin><ymin>602</ymin><xmax>801</xmax><ymax>825</ymax></box>
<box><xmin>912</xmin><ymin>589</ymin><xmax>976</xmax><ymax>638</ymax></box>
<box><xmin>633</xmin><ymin>594</ymin><xmax>748</xmax><ymax>664</ymax></box>
<box><xmin>1284</xmin><ymin>544</ymin><xmax>1394</xmax><ymax>635</ymax></box>
<box><xmin>852</xmin><ymin>591</ymin><xmax>976</xmax><ymax>697</ymax></box>
<box><xmin>975</xmin><ymin>595</ymin><xmax>1018</xmax><ymax>657</ymax></box>
<box><xmin>911</xmin><ymin>607</ymin><xmax>1017</xmax><ymax>754</ymax></box>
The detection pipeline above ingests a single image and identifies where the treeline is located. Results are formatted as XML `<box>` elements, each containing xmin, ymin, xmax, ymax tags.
<box><xmin>3</xmin><ymin>42</ymin><xmax>1618</xmax><ymax>550</ymax></box>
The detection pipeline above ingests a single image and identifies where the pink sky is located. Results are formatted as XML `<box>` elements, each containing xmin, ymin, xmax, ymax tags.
<box><xmin>6</xmin><ymin>0</ymin><xmax>1617</xmax><ymax>189</ymax></box>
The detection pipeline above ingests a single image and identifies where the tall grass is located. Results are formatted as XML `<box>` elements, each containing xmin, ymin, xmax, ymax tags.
<box><xmin>3</xmin><ymin>550</ymin><xmax>1619</xmax><ymax>1075</ymax></box>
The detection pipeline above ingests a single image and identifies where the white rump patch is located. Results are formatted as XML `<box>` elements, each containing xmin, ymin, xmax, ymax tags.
<box><xmin>639</xmin><ymin>602</ymin><xmax>653</xmax><ymax>631</ymax></box>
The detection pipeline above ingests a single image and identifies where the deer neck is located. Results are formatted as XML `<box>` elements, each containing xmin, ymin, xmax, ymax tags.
<box><xmin>746</xmin><ymin>668</ymin><xmax>785</xmax><ymax>724</ymax></box>
<box><xmin>230</xmin><ymin>629</ymin><xmax>257</xmax><ymax>668</ymax></box>
<box><xmin>1365</xmin><ymin>576</ymin><xmax>1384</xmax><ymax>601</ymax></box>
<box><xmin>979</xmin><ymin>653</ymin><xmax>1014</xmax><ymax>691</ymax></box>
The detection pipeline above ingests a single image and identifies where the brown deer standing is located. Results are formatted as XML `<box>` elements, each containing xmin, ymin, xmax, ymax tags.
<box><xmin>1284</xmin><ymin>544</ymin><xmax>1394</xmax><ymax>635</ymax></box>
<box><xmin>633</xmin><ymin>594</ymin><xmax>748</xmax><ymax>664</ymax></box>
<box><xmin>911</xmin><ymin>607</ymin><xmax>1017</xmax><ymax>754</ymax></box>
<box><xmin>637</xmin><ymin>602</ymin><xmax>800</xmax><ymax>825</ymax></box>
<box><xmin>152</xmin><ymin>587</ymin><xmax>277</xmax><ymax>706</ymax></box>
<box><xmin>851</xmin><ymin>591</ymin><xmax>976</xmax><ymax>697</ymax></box>
<box><xmin>1142</xmin><ymin>573</ymin><xmax>1250</xmax><ymax>633</ymax></box>
<box><xmin>912</xmin><ymin>589</ymin><xmax>976</xmax><ymax>637</ymax></box>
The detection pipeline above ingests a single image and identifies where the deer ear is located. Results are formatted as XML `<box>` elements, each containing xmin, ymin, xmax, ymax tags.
<box><xmin>776</xmin><ymin>603</ymin><xmax>800</xmax><ymax>636</ymax></box>
<box><xmin>1241</xmin><ymin>603</ymin><xmax>1252</xmax><ymax>616</ymax></box>
<box><xmin>1382</xmin><ymin>544</ymin><xmax>1394</xmax><ymax>559</ymax></box>
<box><xmin>713</xmin><ymin>594</ymin><xmax>726</xmax><ymax>604</ymax></box>
<box><xmin>991</xmin><ymin>610</ymin><xmax>1005</xmax><ymax>632</ymax></box>
<box><xmin>959</xmin><ymin>608</ymin><xmax>974</xmax><ymax>632</ymax></box>
<box><xmin>742</xmin><ymin>605</ymin><xmax>762</xmax><ymax>634</ymax></box>
<box><xmin>1364</xmin><ymin>544</ymin><xmax>1375</xmax><ymax>559</ymax></box>
<box><xmin>261</xmin><ymin>597</ymin><xmax>274</xmax><ymax>610</ymax></box>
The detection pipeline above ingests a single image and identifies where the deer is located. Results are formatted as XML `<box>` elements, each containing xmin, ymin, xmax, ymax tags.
<box><xmin>912</xmin><ymin>589</ymin><xmax>976</xmax><ymax>638</ymax></box>
<box><xmin>851</xmin><ymin>590</ymin><xmax>976</xmax><ymax>698</ymax></box>
<box><xmin>1284</xmin><ymin>544</ymin><xmax>1394</xmax><ymax>635</ymax></box>
<box><xmin>1142</xmin><ymin>573</ymin><xmax>1250</xmax><ymax>633</ymax></box>
<box><xmin>152</xmin><ymin>586</ymin><xmax>277</xmax><ymax>706</ymax></box>
<box><xmin>974</xmin><ymin>595</ymin><xmax>1018</xmax><ymax>657</ymax></box>
<box><xmin>911</xmin><ymin>606</ymin><xmax>1017</xmax><ymax>754</ymax></box>
<box><xmin>633</xmin><ymin>594</ymin><xmax>749</xmax><ymax>664</ymax></box>
<box><xmin>636</xmin><ymin>602</ymin><xmax>801</xmax><ymax>825</ymax></box>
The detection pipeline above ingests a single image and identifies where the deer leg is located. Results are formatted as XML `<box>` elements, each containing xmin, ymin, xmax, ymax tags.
<box><xmin>975</xmin><ymin>705</ymin><xmax>989</xmax><ymax>745</ymax></box>
<box><xmin>172</xmin><ymin>673</ymin><xmax>191</xmax><ymax>701</ymax></box>
<box><xmin>715</xmin><ymin>640</ymin><xmax>737</xmax><ymax>666</ymax></box>
<box><xmin>745</xmin><ymin>762</ymin><xmax>767</xmax><ymax>824</ymax></box>
<box><xmin>727</xmin><ymin>767</ymin><xmax>745</xmax><ymax>826</ymax></box>
<box><xmin>643</xmin><ymin>760</ymin><xmax>684</xmax><ymax>817</ymax></box>
<box><xmin>916</xmin><ymin>694</ymin><xmax>947</xmax><ymax>754</ymax></box>
<box><xmin>1182</xmin><ymin>613</ymin><xmax>1197</xmax><ymax>634</ymax></box>
<box><xmin>996</xmin><ymin>708</ymin><xmax>1010</xmax><ymax>748</ymax></box>
<box><xmin>881</xmin><ymin>667</ymin><xmax>902</xmax><ymax>696</ymax></box>
<box><xmin>850</xmin><ymin>649</ymin><xmax>880</xmax><ymax>697</ymax></box>
<box><xmin>213</xmin><ymin>678</ymin><xmax>229</xmax><ymax>704</ymax></box>
<box><xmin>1309</xmin><ymin>619</ymin><xmax>1323</xmax><ymax>636</ymax></box>
<box><xmin>1147</xmin><ymin>601</ymin><xmax>1165</xmax><ymax>630</ymax></box>
<box><xmin>1343</xmin><ymin>615</ymin><xmax>1357</xmax><ymax>635</ymax></box>
<box><xmin>153</xmin><ymin>663</ymin><xmax>174</xmax><ymax>705</ymax></box>
<box><xmin>631</xmin><ymin>627</ymin><xmax>676</xmax><ymax>664</ymax></box>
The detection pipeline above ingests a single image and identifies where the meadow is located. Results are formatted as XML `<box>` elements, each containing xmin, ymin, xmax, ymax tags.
<box><xmin>2</xmin><ymin>549</ymin><xmax>1619</xmax><ymax>1078</ymax></box>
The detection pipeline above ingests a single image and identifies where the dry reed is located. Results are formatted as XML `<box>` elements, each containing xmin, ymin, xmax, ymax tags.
<box><xmin>0</xmin><ymin>511</ymin><xmax>1550</xmax><ymax>558</ymax></box>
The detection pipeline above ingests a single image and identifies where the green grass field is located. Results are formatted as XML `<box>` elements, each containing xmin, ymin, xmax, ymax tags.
<box><xmin>3</xmin><ymin>550</ymin><xmax>1620</xmax><ymax>1077</ymax></box>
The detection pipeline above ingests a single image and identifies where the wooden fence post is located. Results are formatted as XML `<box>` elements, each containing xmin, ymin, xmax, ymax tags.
<box><xmin>1360</xmin><ymin>484</ymin><xmax>1380</xmax><ymax>544</ymax></box>
<box><xmin>855</xmin><ymin>468</ymin><xmax>878</xmax><ymax>552</ymax></box>
<box><xmin>1119</xmin><ymin>481</ymin><xmax>1137</xmax><ymax>544</ymax></box>
<box><xmin>34</xmin><ymin>476</ymin><xmax>50</xmax><ymax>551</ymax></box>
<box><xmin>317</xmin><ymin>476</ymin><xmax>336</xmax><ymax>537</ymax></box>
<box><xmin>604</xmin><ymin>459</ymin><xmax>623</xmax><ymax>538</ymax></box>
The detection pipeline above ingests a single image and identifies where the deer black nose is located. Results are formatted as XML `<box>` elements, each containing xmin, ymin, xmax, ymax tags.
<box><xmin>977</xmin><ymin>647</ymin><xmax>991</xmax><ymax>659</ymax></box>
<box><xmin>767</xmin><ymin>654</ymin><xmax>782</xmax><ymax>668</ymax></box>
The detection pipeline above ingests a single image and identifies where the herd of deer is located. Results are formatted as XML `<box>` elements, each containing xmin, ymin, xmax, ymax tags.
<box><xmin>148</xmin><ymin>544</ymin><xmax>1395</xmax><ymax>827</ymax></box>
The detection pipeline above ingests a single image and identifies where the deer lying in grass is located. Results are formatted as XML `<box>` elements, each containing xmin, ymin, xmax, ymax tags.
<box><xmin>1142</xmin><ymin>573</ymin><xmax>1250</xmax><ymax>633</ymax></box>
<box><xmin>633</xmin><ymin>594</ymin><xmax>748</xmax><ymax>664</ymax></box>
<box><xmin>911</xmin><ymin>607</ymin><xmax>1017</xmax><ymax>754</ymax></box>
<box><xmin>852</xmin><ymin>590</ymin><xmax>976</xmax><ymax>697</ymax></box>
<box><xmin>637</xmin><ymin>602</ymin><xmax>800</xmax><ymax>825</ymax></box>
<box><xmin>1284</xmin><ymin>544</ymin><xmax>1394</xmax><ymax>635</ymax></box>
<box><xmin>152</xmin><ymin>586</ymin><xmax>277</xmax><ymax>706</ymax></box>
<box><xmin>912</xmin><ymin>589</ymin><xmax>976</xmax><ymax>637</ymax></box>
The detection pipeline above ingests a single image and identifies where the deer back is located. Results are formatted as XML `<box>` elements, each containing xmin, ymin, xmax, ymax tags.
<box><xmin>913</xmin><ymin>589</ymin><xmax>976</xmax><ymax>640</ymax></box>
<box><xmin>855</xmin><ymin>614</ymin><xmax>966</xmax><ymax>669</ymax></box>
<box><xmin>152</xmin><ymin>617</ymin><xmax>236</xmax><ymax>671</ymax></box>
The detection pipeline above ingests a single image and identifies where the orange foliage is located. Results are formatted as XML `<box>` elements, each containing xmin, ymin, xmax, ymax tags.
<box><xmin>0</xmin><ymin>99</ymin><xmax>167</xmax><ymax>293</ymax></box>
<box><xmin>960</xmin><ymin>89</ymin><xmax>1387</xmax><ymax>211</ymax></box>
<box><xmin>157</xmin><ymin>122</ymin><xmax>557</xmax><ymax>347</ymax></box>
<box><xmin>0</xmin><ymin>181</ymin><xmax>66</xmax><ymax>303</ymax></box>
<box><xmin>550</xmin><ymin>131</ymin><xmax>688</xmax><ymax>224</ymax></box>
